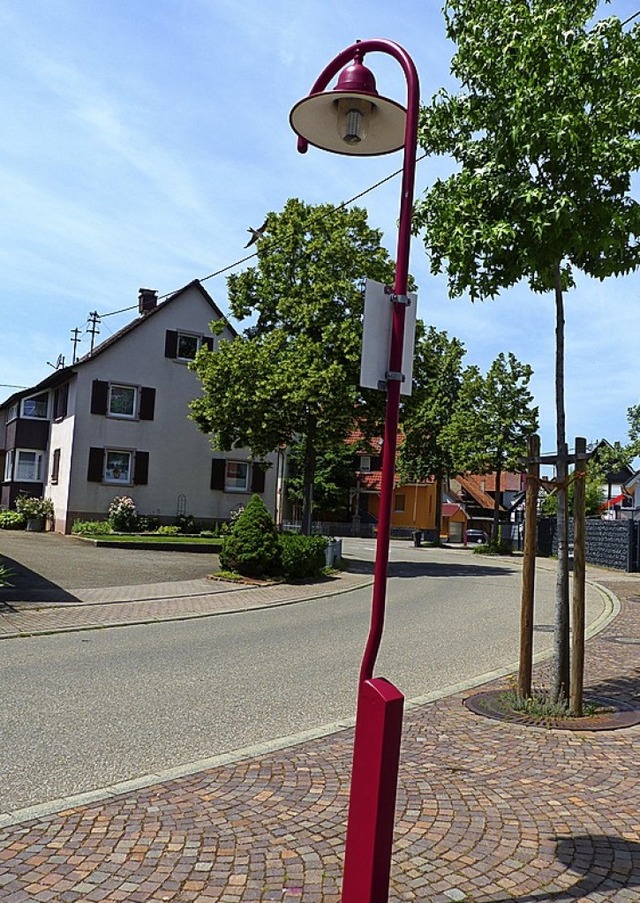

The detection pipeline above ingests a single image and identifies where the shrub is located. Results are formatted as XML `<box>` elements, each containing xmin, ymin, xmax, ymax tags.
<box><xmin>219</xmin><ymin>495</ymin><xmax>279</xmax><ymax>577</ymax></box>
<box><xmin>138</xmin><ymin>515</ymin><xmax>161</xmax><ymax>532</ymax></box>
<box><xmin>277</xmin><ymin>533</ymin><xmax>328</xmax><ymax>580</ymax></box>
<box><xmin>108</xmin><ymin>496</ymin><xmax>138</xmax><ymax>532</ymax></box>
<box><xmin>472</xmin><ymin>539</ymin><xmax>512</xmax><ymax>555</ymax></box>
<box><xmin>156</xmin><ymin>525</ymin><xmax>180</xmax><ymax>535</ymax></box>
<box><xmin>176</xmin><ymin>514</ymin><xmax>195</xmax><ymax>534</ymax></box>
<box><xmin>0</xmin><ymin>510</ymin><xmax>26</xmax><ymax>530</ymax></box>
<box><xmin>72</xmin><ymin>520</ymin><xmax>113</xmax><ymax>535</ymax></box>
<box><xmin>15</xmin><ymin>495</ymin><xmax>54</xmax><ymax>520</ymax></box>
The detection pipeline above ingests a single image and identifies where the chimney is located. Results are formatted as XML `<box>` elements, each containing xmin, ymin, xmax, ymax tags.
<box><xmin>138</xmin><ymin>288</ymin><xmax>158</xmax><ymax>315</ymax></box>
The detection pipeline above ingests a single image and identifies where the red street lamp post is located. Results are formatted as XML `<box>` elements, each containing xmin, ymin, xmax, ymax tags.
<box><xmin>290</xmin><ymin>39</ymin><xmax>420</xmax><ymax>903</ymax></box>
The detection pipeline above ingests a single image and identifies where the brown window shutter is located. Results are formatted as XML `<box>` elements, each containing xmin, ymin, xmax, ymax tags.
<box><xmin>210</xmin><ymin>458</ymin><xmax>225</xmax><ymax>490</ymax></box>
<box><xmin>133</xmin><ymin>451</ymin><xmax>149</xmax><ymax>485</ymax></box>
<box><xmin>87</xmin><ymin>447</ymin><xmax>104</xmax><ymax>482</ymax></box>
<box><xmin>164</xmin><ymin>330</ymin><xmax>178</xmax><ymax>359</ymax></box>
<box><xmin>90</xmin><ymin>380</ymin><xmax>109</xmax><ymax>415</ymax></box>
<box><xmin>53</xmin><ymin>383</ymin><xmax>69</xmax><ymax>420</ymax></box>
<box><xmin>51</xmin><ymin>448</ymin><xmax>61</xmax><ymax>484</ymax></box>
<box><xmin>251</xmin><ymin>463</ymin><xmax>266</xmax><ymax>493</ymax></box>
<box><xmin>139</xmin><ymin>387</ymin><xmax>156</xmax><ymax>421</ymax></box>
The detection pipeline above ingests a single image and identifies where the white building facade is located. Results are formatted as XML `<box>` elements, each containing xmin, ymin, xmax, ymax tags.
<box><xmin>1</xmin><ymin>282</ymin><xmax>278</xmax><ymax>532</ymax></box>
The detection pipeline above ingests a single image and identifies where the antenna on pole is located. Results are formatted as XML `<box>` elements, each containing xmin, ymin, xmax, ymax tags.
<box><xmin>47</xmin><ymin>354</ymin><xmax>66</xmax><ymax>370</ymax></box>
<box><xmin>86</xmin><ymin>312</ymin><xmax>101</xmax><ymax>354</ymax></box>
<box><xmin>70</xmin><ymin>327</ymin><xmax>82</xmax><ymax>363</ymax></box>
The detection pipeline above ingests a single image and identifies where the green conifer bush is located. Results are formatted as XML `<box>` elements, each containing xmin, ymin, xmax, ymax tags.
<box><xmin>219</xmin><ymin>495</ymin><xmax>280</xmax><ymax>577</ymax></box>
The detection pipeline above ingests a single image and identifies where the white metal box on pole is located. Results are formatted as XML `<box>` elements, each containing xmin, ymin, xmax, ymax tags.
<box><xmin>360</xmin><ymin>279</ymin><xmax>417</xmax><ymax>397</ymax></box>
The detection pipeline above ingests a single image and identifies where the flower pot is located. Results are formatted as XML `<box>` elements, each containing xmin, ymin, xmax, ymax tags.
<box><xmin>26</xmin><ymin>517</ymin><xmax>45</xmax><ymax>532</ymax></box>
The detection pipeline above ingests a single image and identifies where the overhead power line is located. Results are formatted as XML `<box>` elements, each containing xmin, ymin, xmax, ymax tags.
<box><xmin>99</xmin><ymin>154</ymin><xmax>427</xmax><ymax>318</ymax></box>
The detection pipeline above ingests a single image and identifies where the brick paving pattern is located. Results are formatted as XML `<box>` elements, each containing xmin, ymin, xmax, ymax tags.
<box><xmin>1</xmin><ymin>575</ymin><xmax>640</xmax><ymax>900</ymax></box>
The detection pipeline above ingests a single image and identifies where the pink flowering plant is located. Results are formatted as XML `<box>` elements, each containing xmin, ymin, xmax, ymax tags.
<box><xmin>15</xmin><ymin>494</ymin><xmax>54</xmax><ymax>521</ymax></box>
<box><xmin>108</xmin><ymin>496</ymin><xmax>138</xmax><ymax>533</ymax></box>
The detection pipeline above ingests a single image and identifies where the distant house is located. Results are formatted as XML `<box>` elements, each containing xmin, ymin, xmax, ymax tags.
<box><xmin>623</xmin><ymin>470</ymin><xmax>640</xmax><ymax>518</ymax></box>
<box><xmin>450</xmin><ymin>473</ymin><xmax>513</xmax><ymax>536</ymax></box>
<box><xmin>589</xmin><ymin>439</ymin><xmax>635</xmax><ymax>518</ymax></box>
<box><xmin>350</xmin><ymin>436</ymin><xmax>437</xmax><ymax>536</ymax></box>
<box><xmin>0</xmin><ymin>281</ymin><xmax>277</xmax><ymax>532</ymax></box>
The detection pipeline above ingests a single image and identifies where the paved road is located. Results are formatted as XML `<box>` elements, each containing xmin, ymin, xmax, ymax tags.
<box><xmin>0</xmin><ymin>537</ymin><xmax>609</xmax><ymax>816</ymax></box>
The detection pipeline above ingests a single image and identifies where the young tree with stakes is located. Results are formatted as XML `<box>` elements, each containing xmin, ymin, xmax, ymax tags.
<box><xmin>413</xmin><ymin>0</ymin><xmax>640</xmax><ymax>701</ymax></box>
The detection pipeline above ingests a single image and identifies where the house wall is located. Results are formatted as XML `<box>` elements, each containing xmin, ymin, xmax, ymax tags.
<box><xmin>367</xmin><ymin>483</ymin><xmax>436</xmax><ymax>531</ymax></box>
<box><xmin>61</xmin><ymin>288</ymin><xmax>276</xmax><ymax>529</ymax></box>
<box><xmin>47</xmin><ymin>378</ymin><xmax>78</xmax><ymax>531</ymax></box>
<box><xmin>0</xmin><ymin>285</ymin><xmax>277</xmax><ymax>532</ymax></box>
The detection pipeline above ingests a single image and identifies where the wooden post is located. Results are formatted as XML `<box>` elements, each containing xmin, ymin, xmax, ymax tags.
<box><xmin>570</xmin><ymin>437</ymin><xmax>587</xmax><ymax>716</ymax></box>
<box><xmin>518</xmin><ymin>434</ymin><xmax>540</xmax><ymax>698</ymax></box>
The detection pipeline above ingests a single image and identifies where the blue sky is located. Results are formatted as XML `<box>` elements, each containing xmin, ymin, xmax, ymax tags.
<box><xmin>2</xmin><ymin>0</ymin><xmax>639</xmax><ymax>459</ymax></box>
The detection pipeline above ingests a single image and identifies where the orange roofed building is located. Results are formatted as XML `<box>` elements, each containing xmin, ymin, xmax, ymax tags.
<box><xmin>350</xmin><ymin>435</ymin><xmax>438</xmax><ymax>537</ymax></box>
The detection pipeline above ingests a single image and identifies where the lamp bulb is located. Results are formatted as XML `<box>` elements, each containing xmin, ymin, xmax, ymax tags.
<box><xmin>336</xmin><ymin>97</ymin><xmax>373</xmax><ymax>147</ymax></box>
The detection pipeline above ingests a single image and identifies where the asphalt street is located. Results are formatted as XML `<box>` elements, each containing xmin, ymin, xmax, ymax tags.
<box><xmin>1</xmin><ymin>536</ymin><xmax>609</xmax><ymax>816</ymax></box>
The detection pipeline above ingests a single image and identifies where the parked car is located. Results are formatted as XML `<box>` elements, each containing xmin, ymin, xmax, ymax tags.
<box><xmin>465</xmin><ymin>529</ymin><xmax>488</xmax><ymax>544</ymax></box>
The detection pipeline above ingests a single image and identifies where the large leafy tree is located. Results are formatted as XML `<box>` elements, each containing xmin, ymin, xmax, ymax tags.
<box><xmin>190</xmin><ymin>198</ymin><xmax>395</xmax><ymax>534</ymax></box>
<box><xmin>285</xmin><ymin>437</ymin><xmax>356</xmax><ymax>521</ymax></box>
<box><xmin>414</xmin><ymin>0</ymin><xmax>640</xmax><ymax>701</ymax></box>
<box><xmin>445</xmin><ymin>353</ymin><xmax>539</xmax><ymax>541</ymax></box>
<box><xmin>398</xmin><ymin>324</ymin><xmax>467</xmax><ymax>539</ymax></box>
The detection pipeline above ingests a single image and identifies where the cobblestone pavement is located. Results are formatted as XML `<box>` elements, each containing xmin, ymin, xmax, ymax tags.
<box><xmin>1</xmin><ymin>568</ymin><xmax>640</xmax><ymax>900</ymax></box>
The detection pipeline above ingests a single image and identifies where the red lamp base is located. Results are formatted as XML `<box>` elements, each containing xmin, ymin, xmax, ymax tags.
<box><xmin>342</xmin><ymin>677</ymin><xmax>404</xmax><ymax>903</ymax></box>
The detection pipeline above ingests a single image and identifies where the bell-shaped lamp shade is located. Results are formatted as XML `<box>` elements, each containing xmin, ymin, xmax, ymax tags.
<box><xmin>290</xmin><ymin>88</ymin><xmax>406</xmax><ymax>156</ymax></box>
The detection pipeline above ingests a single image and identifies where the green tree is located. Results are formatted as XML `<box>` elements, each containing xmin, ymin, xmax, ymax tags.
<box><xmin>540</xmin><ymin>469</ymin><xmax>604</xmax><ymax>517</ymax></box>
<box><xmin>219</xmin><ymin>494</ymin><xmax>279</xmax><ymax>577</ymax></box>
<box><xmin>285</xmin><ymin>437</ymin><xmax>356</xmax><ymax>521</ymax></box>
<box><xmin>190</xmin><ymin>198</ymin><xmax>395</xmax><ymax>534</ymax></box>
<box><xmin>445</xmin><ymin>353</ymin><xmax>538</xmax><ymax>542</ymax></box>
<box><xmin>414</xmin><ymin>0</ymin><xmax>640</xmax><ymax>701</ymax></box>
<box><xmin>626</xmin><ymin>403</ymin><xmax>640</xmax><ymax>457</ymax></box>
<box><xmin>398</xmin><ymin>324</ymin><xmax>467</xmax><ymax>540</ymax></box>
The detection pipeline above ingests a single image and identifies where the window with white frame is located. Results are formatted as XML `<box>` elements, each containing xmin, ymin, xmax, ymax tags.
<box><xmin>15</xmin><ymin>450</ymin><xmax>45</xmax><ymax>482</ymax></box>
<box><xmin>4</xmin><ymin>449</ymin><xmax>14</xmax><ymax>481</ymax></box>
<box><xmin>360</xmin><ymin>455</ymin><xmax>372</xmax><ymax>472</ymax></box>
<box><xmin>104</xmin><ymin>450</ymin><xmax>132</xmax><ymax>484</ymax></box>
<box><xmin>225</xmin><ymin>461</ymin><xmax>249</xmax><ymax>492</ymax></box>
<box><xmin>108</xmin><ymin>384</ymin><xmax>137</xmax><ymax>418</ymax></box>
<box><xmin>21</xmin><ymin>392</ymin><xmax>48</xmax><ymax>419</ymax></box>
<box><xmin>7</xmin><ymin>403</ymin><xmax>18</xmax><ymax>423</ymax></box>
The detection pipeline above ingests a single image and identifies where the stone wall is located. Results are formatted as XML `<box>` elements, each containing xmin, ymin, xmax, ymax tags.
<box><xmin>538</xmin><ymin>517</ymin><xmax>639</xmax><ymax>572</ymax></box>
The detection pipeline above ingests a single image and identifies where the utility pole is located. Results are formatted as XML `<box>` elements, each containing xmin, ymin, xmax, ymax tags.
<box><xmin>70</xmin><ymin>327</ymin><xmax>82</xmax><ymax>363</ymax></box>
<box><xmin>86</xmin><ymin>312</ymin><xmax>100</xmax><ymax>354</ymax></box>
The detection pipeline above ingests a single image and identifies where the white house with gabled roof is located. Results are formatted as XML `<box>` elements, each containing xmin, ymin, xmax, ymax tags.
<box><xmin>0</xmin><ymin>281</ymin><xmax>278</xmax><ymax>532</ymax></box>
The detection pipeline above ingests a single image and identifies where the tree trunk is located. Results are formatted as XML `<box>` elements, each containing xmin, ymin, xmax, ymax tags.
<box><xmin>492</xmin><ymin>463</ymin><xmax>502</xmax><ymax>543</ymax></box>
<box><xmin>301</xmin><ymin>416</ymin><xmax>317</xmax><ymax>536</ymax></box>
<box><xmin>552</xmin><ymin>265</ymin><xmax>570</xmax><ymax>703</ymax></box>
<box><xmin>434</xmin><ymin>472</ymin><xmax>444</xmax><ymax>544</ymax></box>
